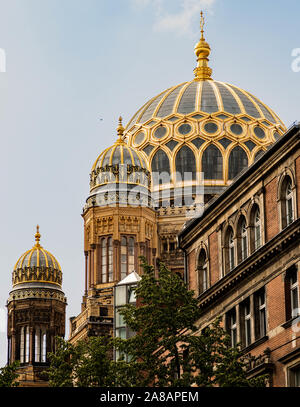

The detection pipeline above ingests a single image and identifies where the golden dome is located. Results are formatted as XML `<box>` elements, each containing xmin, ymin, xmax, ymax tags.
<box><xmin>87</xmin><ymin>118</ymin><xmax>152</xmax><ymax>208</ymax></box>
<box><xmin>91</xmin><ymin>117</ymin><xmax>148</xmax><ymax>174</ymax></box>
<box><xmin>13</xmin><ymin>226</ymin><xmax>62</xmax><ymax>288</ymax></box>
<box><xmin>123</xmin><ymin>13</ymin><xmax>286</xmax><ymax>203</ymax></box>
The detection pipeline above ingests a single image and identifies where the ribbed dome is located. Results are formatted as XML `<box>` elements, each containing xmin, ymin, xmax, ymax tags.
<box><xmin>123</xmin><ymin>19</ymin><xmax>286</xmax><ymax>207</ymax></box>
<box><xmin>87</xmin><ymin>118</ymin><xmax>152</xmax><ymax>209</ymax></box>
<box><xmin>125</xmin><ymin>80</ymin><xmax>285</xmax><ymax>130</ymax></box>
<box><xmin>91</xmin><ymin>140</ymin><xmax>147</xmax><ymax>172</ymax></box>
<box><xmin>12</xmin><ymin>226</ymin><xmax>62</xmax><ymax>288</ymax></box>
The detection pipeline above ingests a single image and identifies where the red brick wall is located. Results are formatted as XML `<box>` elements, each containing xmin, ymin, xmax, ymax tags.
<box><xmin>265</xmin><ymin>177</ymin><xmax>279</xmax><ymax>241</ymax></box>
<box><xmin>209</xmin><ymin>231</ymin><xmax>219</xmax><ymax>286</ymax></box>
<box><xmin>266</xmin><ymin>274</ymin><xmax>285</xmax><ymax>331</ymax></box>
<box><xmin>188</xmin><ymin>249</ymin><xmax>196</xmax><ymax>294</ymax></box>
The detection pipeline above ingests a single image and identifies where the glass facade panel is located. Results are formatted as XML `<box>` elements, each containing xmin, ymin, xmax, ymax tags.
<box><xmin>230</xmin><ymin>85</ymin><xmax>261</xmax><ymax>118</ymax></box>
<box><xmin>228</xmin><ymin>146</ymin><xmax>248</xmax><ymax>179</ymax></box>
<box><xmin>214</xmin><ymin>82</ymin><xmax>241</xmax><ymax>114</ymax></box>
<box><xmin>175</xmin><ymin>145</ymin><xmax>196</xmax><ymax>181</ymax></box>
<box><xmin>157</xmin><ymin>85</ymin><xmax>185</xmax><ymax>117</ymax></box>
<box><xmin>200</xmin><ymin>81</ymin><xmax>219</xmax><ymax>113</ymax></box>
<box><xmin>177</xmin><ymin>82</ymin><xmax>198</xmax><ymax>114</ymax></box>
<box><xmin>151</xmin><ymin>150</ymin><xmax>171</xmax><ymax>185</ymax></box>
<box><xmin>202</xmin><ymin>145</ymin><xmax>223</xmax><ymax>180</ymax></box>
<box><xmin>154</xmin><ymin>126</ymin><xmax>167</xmax><ymax>139</ymax></box>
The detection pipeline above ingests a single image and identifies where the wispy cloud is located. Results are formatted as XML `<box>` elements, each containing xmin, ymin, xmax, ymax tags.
<box><xmin>131</xmin><ymin>0</ymin><xmax>216</xmax><ymax>37</ymax></box>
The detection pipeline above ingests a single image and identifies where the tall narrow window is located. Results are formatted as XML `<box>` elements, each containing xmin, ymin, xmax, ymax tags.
<box><xmin>238</xmin><ymin>217</ymin><xmax>248</xmax><ymax>263</ymax></box>
<box><xmin>108</xmin><ymin>237</ymin><xmax>113</xmax><ymax>282</ymax></box>
<box><xmin>25</xmin><ymin>326</ymin><xmax>30</xmax><ymax>363</ymax></box>
<box><xmin>285</xmin><ymin>266</ymin><xmax>299</xmax><ymax>321</ymax></box>
<box><xmin>35</xmin><ymin>327</ymin><xmax>41</xmax><ymax>362</ymax></box>
<box><xmin>254</xmin><ymin>288</ymin><xmax>267</xmax><ymax>339</ymax></box>
<box><xmin>100</xmin><ymin>237</ymin><xmax>113</xmax><ymax>283</ymax></box>
<box><xmin>286</xmin><ymin>180</ymin><xmax>294</xmax><ymax>226</ymax></box>
<box><xmin>41</xmin><ymin>328</ymin><xmax>47</xmax><ymax>363</ymax></box>
<box><xmin>254</xmin><ymin>207</ymin><xmax>261</xmax><ymax>250</ymax></box>
<box><xmin>281</xmin><ymin>176</ymin><xmax>294</xmax><ymax>229</ymax></box>
<box><xmin>151</xmin><ymin>149</ymin><xmax>171</xmax><ymax>185</ymax></box>
<box><xmin>175</xmin><ymin>145</ymin><xmax>196</xmax><ymax>182</ymax></box>
<box><xmin>240</xmin><ymin>298</ymin><xmax>251</xmax><ymax>347</ymax></box>
<box><xmin>228</xmin><ymin>146</ymin><xmax>248</xmax><ymax>179</ymax></box>
<box><xmin>101</xmin><ymin>238</ymin><xmax>107</xmax><ymax>283</ymax></box>
<box><xmin>225</xmin><ymin>227</ymin><xmax>235</xmax><ymax>273</ymax></box>
<box><xmin>198</xmin><ymin>249</ymin><xmax>208</xmax><ymax>295</ymax></box>
<box><xmin>121</xmin><ymin>237</ymin><xmax>127</xmax><ymax>280</ymax></box>
<box><xmin>202</xmin><ymin>145</ymin><xmax>223</xmax><ymax>180</ymax></box>
<box><xmin>20</xmin><ymin>326</ymin><xmax>25</xmax><ymax>363</ymax></box>
<box><xmin>227</xmin><ymin>308</ymin><xmax>237</xmax><ymax>347</ymax></box>
<box><xmin>120</xmin><ymin>236</ymin><xmax>136</xmax><ymax>280</ymax></box>
<box><xmin>128</xmin><ymin>238</ymin><xmax>135</xmax><ymax>274</ymax></box>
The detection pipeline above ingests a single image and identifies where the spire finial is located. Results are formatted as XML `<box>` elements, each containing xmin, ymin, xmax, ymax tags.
<box><xmin>193</xmin><ymin>11</ymin><xmax>212</xmax><ymax>81</ymax></box>
<box><xmin>116</xmin><ymin>116</ymin><xmax>125</xmax><ymax>143</ymax></box>
<box><xmin>35</xmin><ymin>224</ymin><xmax>41</xmax><ymax>247</ymax></box>
<box><xmin>200</xmin><ymin>10</ymin><xmax>205</xmax><ymax>39</ymax></box>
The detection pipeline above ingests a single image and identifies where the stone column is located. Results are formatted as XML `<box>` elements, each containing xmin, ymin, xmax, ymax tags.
<box><xmin>84</xmin><ymin>251</ymin><xmax>88</xmax><ymax>295</ymax></box>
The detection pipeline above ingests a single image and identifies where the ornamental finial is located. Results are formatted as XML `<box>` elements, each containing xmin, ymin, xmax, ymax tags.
<box><xmin>193</xmin><ymin>11</ymin><xmax>212</xmax><ymax>81</ymax></box>
<box><xmin>200</xmin><ymin>10</ymin><xmax>205</xmax><ymax>39</ymax></box>
<box><xmin>35</xmin><ymin>224</ymin><xmax>41</xmax><ymax>247</ymax></box>
<box><xmin>116</xmin><ymin>116</ymin><xmax>125</xmax><ymax>143</ymax></box>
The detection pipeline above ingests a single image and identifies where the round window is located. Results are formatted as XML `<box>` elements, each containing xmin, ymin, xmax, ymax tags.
<box><xmin>134</xmin><ymin>132</ymin><xmax>146</xmax><ymax>146</ymax></box>
<box><xmin>178</xmin><ymin>123</ymin><xmax>192</xmax><ymax>135</ymax></box>
<box><xmin>230</xmin><ymin>123</ymin><xmax>243</xmax><ymax>135</ymax></box>
<box><xmin>154</xmin><ymin>126</ymin><xmax>167</xmax><ymax>139</ymax></box>
<box><xmin>204</xmin><ymin>122</ymin><xmax>218</xmax><ymax>134</ymax></box>
<box><xmin>254</xmin><ymin>126</ymin><xmax>265</xmax><ymax>139</ymax></box>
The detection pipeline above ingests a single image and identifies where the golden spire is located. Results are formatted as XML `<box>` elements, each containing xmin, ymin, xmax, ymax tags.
<box><xmin>116</xmin><ymin>116</ymin><xmax>125</xmax><ymax>144</ymax></box>
<box><xmin>34</xmin><ymin>224</ymin><xmax>41</xmax><ymax>247</ymax></box>
<box><xmin>193</xmin><ymin>11</ymin><xmax>213</xmax><ymax>81</ymax></box>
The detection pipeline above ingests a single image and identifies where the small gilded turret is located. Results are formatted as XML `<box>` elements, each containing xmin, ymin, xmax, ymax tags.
<box><xmin>193</xmin><ymin>11</ymin><xmax>213</xmax><ymax>81</ymax></box>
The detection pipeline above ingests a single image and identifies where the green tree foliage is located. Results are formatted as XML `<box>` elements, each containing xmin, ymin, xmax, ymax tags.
<box><xmin>48</xmin><ymin>258</ymin><xmax>266</xmax><ymax>387</ymax></box>
<box><xmin>0</xmin><ymin>361</ymin><xmax>19</xmax><ymax>387</ymax></box>
<box><xmin>47</xmin><ymin>336</ymin><xmax>139</xmax><ymax>387</ymax></box>
<box><xmin>118</xmin><ymin>258</ymin><xmax>266</xmax><ymax>387</ymax></box>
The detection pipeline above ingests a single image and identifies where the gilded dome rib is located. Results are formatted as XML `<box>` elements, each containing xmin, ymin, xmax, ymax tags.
<box><xmin>209</xmin><ymin>81</ymin><xmax>224</xmax><ymax>111</ymax></box>
<box><xmin>155</xmin><ymin>83</ymin><xmax>186</xmax><ymax>118</ymax></box>
<box><xmin>214</xmin><ymin>82</ymin><xmax>241</xmax><ymax>114</ymax></box>
<box><xmin>228</xmin><ymin>84</ymin><xmax>261</xmax><ymax>118</ymax></box>
<box><xmin>138</xmin><ymin>88</ymin><xmax>171</xmax><ymax>123</ymax></box>
<box><xmin>200</xmin><ymin>81</ymin><xmax>219</xmax><ymax>113</ymax></box>
<box><xmin>177</xmin><ymin>81</ymin><xmax>199</xmax><ymax>115</ymax></box>
<box><xmin>195</xmin><ymin>81</ymin><xmax>203</xmax><ymax>111</ymax></box>
<box><xmin>173</xmin><ymin>82</ymin><xmax>191</xmax><ymax>113</ymax></box>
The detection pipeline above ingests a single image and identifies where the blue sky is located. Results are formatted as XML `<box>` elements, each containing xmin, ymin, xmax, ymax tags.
<box><xmin>0</xmin><ymin>0</ymin><xmax>299</xmax><ymax>367</ymax></box>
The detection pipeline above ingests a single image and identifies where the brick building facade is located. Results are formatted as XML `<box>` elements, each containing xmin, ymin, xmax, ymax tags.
<box><xmin>178</xmin><ymin>123</ymin><xmax>300</xmax><ymax>386</ymax></box>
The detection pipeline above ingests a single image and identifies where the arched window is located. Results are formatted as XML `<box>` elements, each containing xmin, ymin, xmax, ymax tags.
<box><xmin>198</xmin><ymin>249</ymin><xmax>208</xmax><ymax>294</ymax></box>
<box><xmin>285</xmin><ymin>179</ymin><xmax>294</xmax><ymax>226</ymax></box>
<box><xmin>35</xmin><ymin>326</ymin><xmax>47</xmax><ymax>363</ymax></box>
<box><xmin>175</xmin><ymin>145</ymin><xmax>196</xmax><ymax>182</ymax></box>
<box><xmin>151</xmin><ymin>150</ymin><xmax>171</xmax><ymax>185</ymax></box>
<box><xmin>202</xmin><ymin>145</ymin><xmax>223</xmax><ymax>180</ymax></box>
<box><xmin>251</xmin><ymin>206</ymin><xmax>261</xmax><ymax>252</ymax></box>
<box><xmin>101</xmin><ymin>237</ymin><xmax>113</xmax><ymax>283</ymax></box>
<box><xmin>121</xmin><ymin>236</ymin><xmax>136</xmax><ymax>280</ymax></box>
<box><xmin>228</xmin><ymin>146</ymin><xmax>248</xmax><ymax>179</ymax></box>
<box><xmin>225</xmin><ymin>227</ymin><xmax>235</xmax><ymax>273</ymax></box>
<box><xmin>280</xmin><ymin>176</ymin><xmax>294</xmax><ymax>229</ymax></box>
<box><xmin>237</xmin><ymin>217</ymin><xmax>248</xmax><ymax>263</ymax></box>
